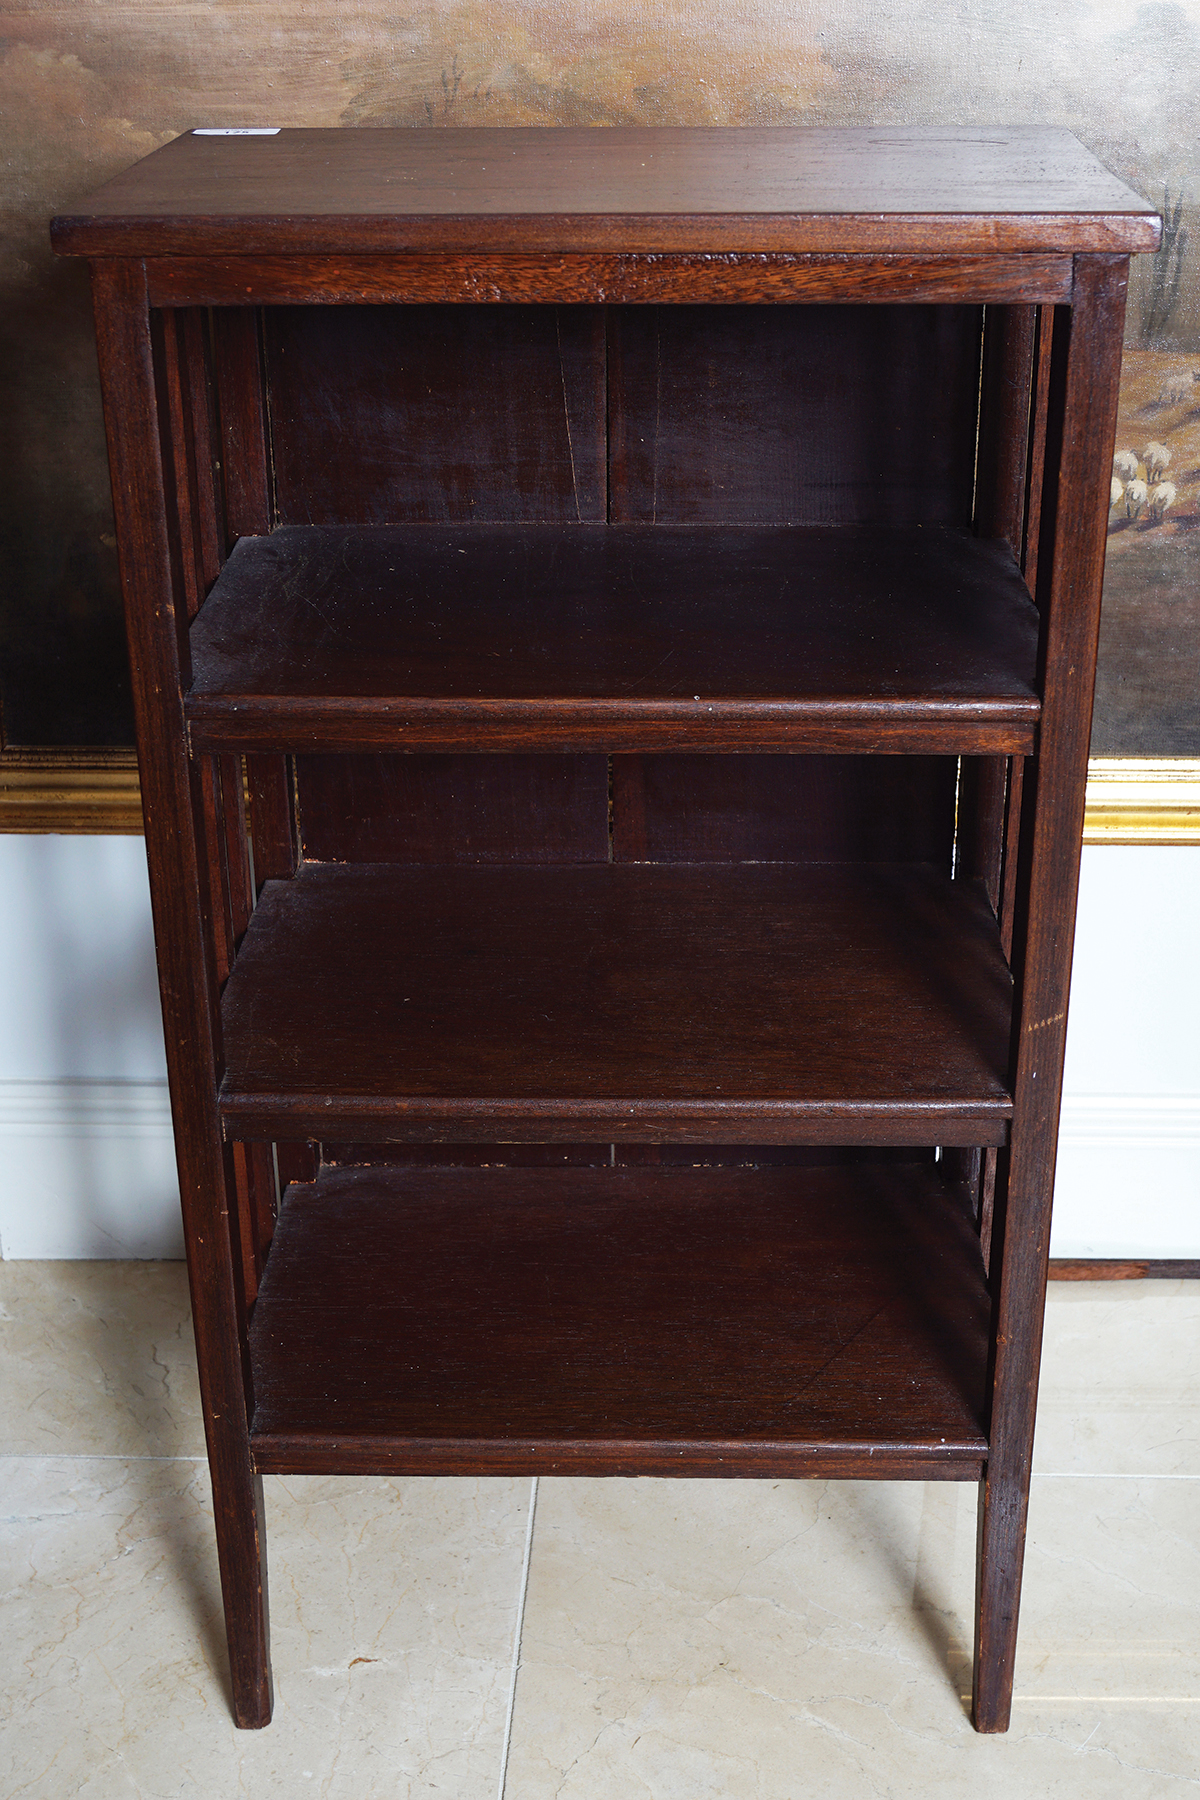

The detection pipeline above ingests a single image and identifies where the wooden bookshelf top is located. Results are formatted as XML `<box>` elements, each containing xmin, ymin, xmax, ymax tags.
<box><xmin>52</xmin><ymin>127</ymin><xmax>1159</xmax><ymax>257</ymax></box>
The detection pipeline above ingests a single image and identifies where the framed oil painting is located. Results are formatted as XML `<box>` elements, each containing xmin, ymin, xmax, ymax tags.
<box><xmin>1</xmin><ymin>0</ymin><xmax>1197</xmax><ymax>829</ymax></box>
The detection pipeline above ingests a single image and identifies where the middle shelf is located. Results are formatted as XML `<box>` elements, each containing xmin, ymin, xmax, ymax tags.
<box><xmin>218</xmin><ymin>861</ymin><xmax>1014</xmax><ymax>1144</ymax></box>
<box><xmin>186</xmin><ymin>522</ymin><xmax>1041</xmax><ymax>755</ymax></box>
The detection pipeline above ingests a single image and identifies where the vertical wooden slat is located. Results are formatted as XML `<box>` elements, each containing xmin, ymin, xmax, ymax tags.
<box><xmin>1021</xmin><ymin>307</ymin><xmax>1056</xmax><ymax>591</ymax></box>
<box><xmin>179</xmin><ymin>308</ymin><xmax>225</xmax><ymax>586</ymax></box>
<box><xmin>213</xmin><ymin>307</ymin><xmax>272</xmax><ymax>538</ymax></box>
<box><xmin>216</xmin><ymin>754</ymin><xmax>253</xmax><ymax>944</ymax></box>
<box><xmin>973</xmin><ymin>254</ymin><xmax>1129</xmax><ymax>1735</ymax></box>
<box><xmin>277</xmin><ymin>1142</ymin><xmax>319</xmax><ymax>1187</ymax></box>
<box><xmin>155</xmin><ymin>311</ymin><xmax>204</xmax><ymax>622</ymax></box>
<box><xmin>247</xmin><ymin>754</ymin><xmax>297</xmax><ymax>888</ymax></box>
<box><xmin>975</xmin><ymin>305</ymin><xmax>1036</xmax><ymax>555</ymax></box>
<box><xmin>232</xmin><ymin>1141</ymin><xmax>280</xmax><ymax>1302</ymax></box>
<box><xmin>979</xmin><ymin>1150</ymin><xmax>998</xmax><ymax>1273</ymax></box>
<box><xmin>196</xmin><ymin>756</ymin><xmax>236</xmax><ymax>987</ymax></box>
<box><xmin>999</xmin><ymin>756</ymin><xmax>1025</xmax><ymax>962</ymax></box>
<box><xmin>956</xmin><ymin>757</ymin><xmax>1008</xmax><ymax>913</ymax></box>
<box><xmin>89</xmin><ymin>259</ymin><xmax>273</xmax><ymax>1729</ymax></box>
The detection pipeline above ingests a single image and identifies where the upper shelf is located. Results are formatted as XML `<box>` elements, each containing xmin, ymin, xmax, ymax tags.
<box><xmin>186</xmin><ymin>524</ymin><xmax>1041</xmax><ymax>755</ymax></box>
<box><xmin>51</xmin><ymin>127</ymin><xmax>1160</xmax><ymax>258</ymax></box>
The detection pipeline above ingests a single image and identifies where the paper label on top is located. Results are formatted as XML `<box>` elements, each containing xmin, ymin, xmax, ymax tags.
<box><xmin>193</xmin><ymin>127</ymin><xmax>281</xmax><ymax>136</ymax></box>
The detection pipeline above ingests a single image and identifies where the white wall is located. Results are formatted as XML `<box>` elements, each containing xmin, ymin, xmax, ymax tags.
<box><xmin>0</xmin><ymin>837</ymin><xmax>180</xmax><ymax>1258</ymax></box>
<box><xmin>0</xmin><ymin>836</ymin><xmax>1194</xmax><ymax>1259</ymax></box>
<box><xmin>1054</xmin><ymin>846</ymin><xmax>1200</xmax><ymax>1257</ymax></box>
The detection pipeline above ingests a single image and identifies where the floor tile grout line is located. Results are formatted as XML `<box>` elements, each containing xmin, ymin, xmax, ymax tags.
<box><xmin>3</xmin><ymin>1454</ymin><xmax>1200</xmax><ymax>1479</ymax></box>
<box><xmin>497</xmin><ymin>1475</ymin><xmax>539</xmax><ymax>1800</ymax></box>
<box><xmin>1033</xmin><ymin>1470</ymin><xmax>1200</xmax><ymax>1479</ymax></box>
<box><xmin>0</xmin><ymin>1451</ymin><xmax>208</xmax><ymax>1462</ymax></box>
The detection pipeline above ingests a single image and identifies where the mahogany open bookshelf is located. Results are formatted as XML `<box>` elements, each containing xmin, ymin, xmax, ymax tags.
<box><xmin>54</xmin><ymin>125</ymin><xmax>1158</xmax><ymax>1736</ymax></box>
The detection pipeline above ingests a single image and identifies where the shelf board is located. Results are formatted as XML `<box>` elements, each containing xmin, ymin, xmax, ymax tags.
<box><xmin>248</xmin><ymin>1162</ymin><xmax>990</xmax><ymax>1478</ymax></box>
<box><xmin>218</xmin><ymin>861</ymin><xmax>1013</xmax><ymax>1144</ymax></box>
<box><xmin>186</xmin><ymin>524</ymin><xmax>1041</xmax><ymax>754</ymax></box>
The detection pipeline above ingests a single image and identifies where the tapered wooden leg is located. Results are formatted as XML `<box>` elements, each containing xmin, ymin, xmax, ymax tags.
<box><xmin>973</xmin><ymin>1467</ymin><xmax>1024</xmax><ymax>1731</ymax></box>
<box><xmin>972</xmin><ymin>255</ymin><xmax>1131</xmax><ymax>1734</ymax></box>
<box><xmin>211</xmin><ymin>1464</ymin><xmax>273</xmax><ymax>1727</ymax></box>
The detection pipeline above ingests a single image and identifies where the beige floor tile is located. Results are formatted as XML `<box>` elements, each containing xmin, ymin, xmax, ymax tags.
<box><xmin>6</xmin><ymin>1264</ymin><xmax>1200</xmax><ymax>1794</ymax></box>
<box><xmin>0</xmin><ymin>1455</ymin><xmax>530</xmax><ymax>1799</ymax></box>
<box><xmin>0</xmin><ymin>1260</ymin><xmax>203</xmax><ymax>1458</ymax></box>
<box><xmin>505</xmin><ymin>1475</ymin><xmax>1200</xmax><ymax>1798</ymax></box>
<box><xmin>1036</xmin><ymin>1280</ymin><xmax>1200</xmax><ymax>1476</ymax></box>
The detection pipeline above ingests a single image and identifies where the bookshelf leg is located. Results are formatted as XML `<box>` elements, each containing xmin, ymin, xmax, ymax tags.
<box><xmin>212</xmin><ymin>1466</ymin><xmax>273</xmax><ymax>1728</ymax></box>
<box><xmin>971</xmin><ymin>1467</ymin><xmax>1026</xmax><ymax>1733</ymax></box>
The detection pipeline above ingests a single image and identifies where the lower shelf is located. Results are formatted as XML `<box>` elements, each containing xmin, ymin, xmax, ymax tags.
<box><xmin>248</xmin><ymin>1161</ymin><xmax>991</xmax><ymax>1479</ymax></box>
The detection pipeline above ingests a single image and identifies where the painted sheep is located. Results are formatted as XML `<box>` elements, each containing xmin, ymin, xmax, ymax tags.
<box><xmin>1125</xmin><ymin>478</ymin><xmax>1149</xmax><ymax>519</ymax></box>
<box><xmin>1157</xmin><ymin>370</ymin><xmax>1197</xmax><ymax>406</ymax></box>
<box><xmin>1113</xmin><ymin>449</ymin><xmax>1140</xmax><ymax>482</ymax></box>
<box><xmin>1142</xmin><ymin>442</ymin><xmax>1172</xmax><ymax>482</ymax></box>
<box><xmin>1148</xmin><ymin>481</ymin><xmax>1177</xmax><ymax>521</ymax></box>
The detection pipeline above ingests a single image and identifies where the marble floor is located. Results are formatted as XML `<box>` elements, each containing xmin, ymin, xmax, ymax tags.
<box><xmin>2</xmin><ymin>1264</ymin><xmax>1199</xmax><ymax>1797</ymax></box>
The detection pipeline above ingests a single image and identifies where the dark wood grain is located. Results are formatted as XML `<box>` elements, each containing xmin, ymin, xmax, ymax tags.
<box><xmin>973</xmin><ymin>255</ymin><xmax>1130</xmax><ymax>1735</ymax></box>
<box><xmin>185</xmin><ymin>524</ymin><xmax>1040</xmax><ymax>755</ymax></box>
<box><xmin>323</xmin><ymin>1142</ymin><xmax>612</xmax><ymax>1169</ymax></box>
<box><xmin>156</xmin><ymin>311</ymin><xmax>207</xmax><ymax>622</ymax></box>
<box><xmin>956</xmin><ymin>757</ymin><xmax>1009</xmax><ymax>913</ymax></box>
<box><xmin>1022</xmin><ymin>307</ymin><xmax>1055</xmax><ymax>586</ymax></box>
<box><xmin>218</xmin><ymin>862</ymin><xmax>1014</xmax><ymax>1144</ymax></box>
<box><xmin>144</xmin><ymin>251</ymin><xmax>1075</xmax><ymax>309</ymax></box>
<box><xmin>1048</xmin><ymin>1258</ymin><xmax>1200</xmax><ymax>1280</ymax></box>
<box><xmin>611</xmin><ymin>755</ymin><xmax>956</xmax><ymax>865</ymax></box>
<box><xmin>245</xmin><ymin>756</ymin><xmax>296</xmax><ymax>887</ymax></box>
<box><xmin>211</xmin><ymin>310</ymin><xmax>271</xmax><ymax>539</ymax></box>
<box><xmin>264</xmin><ymin>305</ymin><xmax>605</xmax><ymax>527</ymax></box>
<box><xmin>248</xmin><ymin>1163</ymin><xmax>990</xmax><ymax>1476</ymax></box>
<box><xmin>296</xmin><ymin>754</ymin><xmax>609</xmax><ymax>863</ymax></box>
<box><xmin>999</xmin><ymin>755</ymin><xmax>1025</xmax><ymax>960</ymax></box>
<box><xmin>608</xmin><ymin>306</ymin><xmax>982</xmax><ymax>527</ymax></box>
<box><xmin>975</xmin><ymin>306</ymin><xmax>1036</xmax><ymax>556</ymax></box>
<box><xmin>179</xmin><ymin>310</ymin><xmax>224</xmax><ymax>593</ymax></box>
<box><xmin>52</xmin><ymin>128</ymin><xmax>1159</xmax><ymax>258</ymax></box>
<box><xmin>90</xmin><ymin>260</ymin><xmax>272</xmax><ymax>1727</ymax></box>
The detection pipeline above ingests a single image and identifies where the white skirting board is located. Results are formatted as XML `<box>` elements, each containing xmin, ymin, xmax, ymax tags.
<box><xmin>0</xmin><ymin>1080</ymin><xmax>1195</xmax><ymax>1261</ymax></box>
<box><xmin>0</xmin><ymin>836</ymin><xmax>1194</xmax><ymax>1260</ymax></box>
<box><xmin>0</xmin><ymin>1080</ymin><xmax>181</xmax><ymax>1259</ymax></box>
<box><xmin>1052</xmin><ymin>1097</ymin><xmax>1200</xmax><ymax>1259</ymax></box>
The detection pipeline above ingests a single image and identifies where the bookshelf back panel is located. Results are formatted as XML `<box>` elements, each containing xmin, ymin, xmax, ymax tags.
<box><xmin>260</xmin><ymin>303</ymin><xmax>984</xmax><ymax>529</ymax></box>
<box><xmin>294</xmin><ymin>752</ymin><xmax>958</xmax><ymax>867</ymax></box>
<box><xmin>608</xmin><ymin>305</ymin><xmax>983</xmax><ymax>524</ymax></box>
<box><xmin>265</xmin><ymin>304</ymin><xmax>607</xmax><ymax>526</ymax></box>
